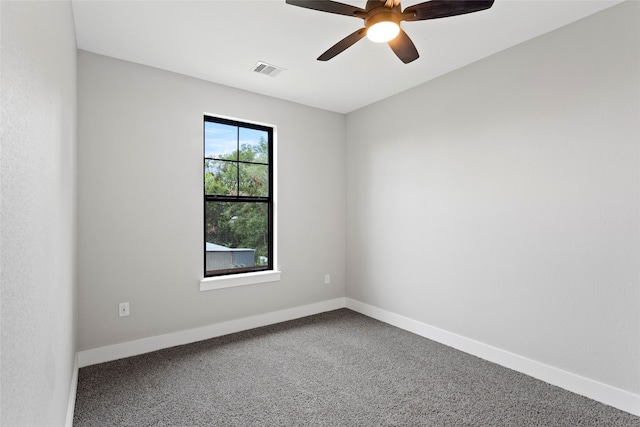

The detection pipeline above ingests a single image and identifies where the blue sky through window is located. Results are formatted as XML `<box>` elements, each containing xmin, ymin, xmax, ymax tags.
<box><xmin>205</xmin><ymin>121</ymin><xmax>268</xmax><ymax>159</ymax></box>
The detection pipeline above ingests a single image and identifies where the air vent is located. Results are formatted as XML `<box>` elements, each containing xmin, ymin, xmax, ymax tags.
<box><xmin>251</xmin><ymin>61</ymin><xmax>285</xmax><ymax>77</ymax></box>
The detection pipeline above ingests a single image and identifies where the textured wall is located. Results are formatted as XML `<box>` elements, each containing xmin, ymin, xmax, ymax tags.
<box><xmin>76</xmin><ymin>52</ymin><xmax>346</xmax><ymax>351</ymax></box>
<box><xmin>0</xmin><ymin>1</ymin><xmax>77</xmax><ymax>425</ymax></box>
<box><xmin>346</xmin><ymin>1</ymin><xmax>639</xmax><ymax>394</ymax></box>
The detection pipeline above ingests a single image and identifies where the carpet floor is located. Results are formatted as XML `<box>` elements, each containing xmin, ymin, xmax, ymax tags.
<box><xmin>73</xmin><ymin>309</ymin><xmax>639</xmax><ymax>426</ymax></box>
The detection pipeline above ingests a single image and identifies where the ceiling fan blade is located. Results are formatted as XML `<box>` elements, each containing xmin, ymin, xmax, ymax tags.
<box><xmin>403</xmin><ymin>0</ymin><xmax>494</xmax><ymax>22</ymax></box>
<box><xmin>318</xmin><ymin>28</ymin><xmax>367</xmax><ymax>61</ymax></box>
<box><xmin>388</xmin><ymin>28</ymin><xmax>419</xmax><ymax>64</ymax></box>
<box><xmin>285</xmin><ymin>0</ymin><xmax>366</xmax><ymax>18</ymax></box>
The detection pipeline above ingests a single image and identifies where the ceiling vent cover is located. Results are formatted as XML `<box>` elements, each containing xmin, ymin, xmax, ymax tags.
<box><xmin>252</xmin><ymin>61</ymin><xmax>285</xmax><ymax>77</ymax></box>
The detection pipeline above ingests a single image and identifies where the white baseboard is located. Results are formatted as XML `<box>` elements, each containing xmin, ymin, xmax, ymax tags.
<box><xmin>345</xmin><ymin>298</ymin><xmax>640</xmax><ymax>417</ymax></box>
<box><xmin>65</xmin><ymin>353</ymin><xmax>79</xmax><ymax>427</ymax></box>
<box><xmin>77</xmin><ymin>297</ymin><xmax>346</xmax><ymax>368</ymax></box>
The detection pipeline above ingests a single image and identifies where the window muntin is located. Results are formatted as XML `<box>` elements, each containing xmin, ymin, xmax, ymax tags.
<box><xmin>204</xmin><ymin>116</ymin><xmax>273</xmax><ymax>277</ymax></box>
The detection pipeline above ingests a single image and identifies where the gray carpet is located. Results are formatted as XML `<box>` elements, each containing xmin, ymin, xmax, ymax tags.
<box><xmin>73</xmin><ymin>309</ymin><xmax>639</xmax><ymax>426</ymax></box>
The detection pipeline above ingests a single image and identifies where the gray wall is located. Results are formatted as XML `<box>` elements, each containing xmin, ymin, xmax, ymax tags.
<box><xmin>76</xmin><ymin>52</ymin><xmax>346</xmax><ymax>351</ymax></box>
<box><xmin>346</xmin><ymin>1</ymin><xmax>639</xmax><ymax>395</ymax></box>
<box><xmin>0</xmin><ymin>1</ymin><xmax>78</xmax><ymax>425</ymax></box>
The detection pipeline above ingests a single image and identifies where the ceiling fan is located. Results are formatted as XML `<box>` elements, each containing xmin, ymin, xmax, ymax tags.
<box><xmin>285</xmin><ymin>0</ymin><xmax>495</xmax><ymax>64</ymax></box>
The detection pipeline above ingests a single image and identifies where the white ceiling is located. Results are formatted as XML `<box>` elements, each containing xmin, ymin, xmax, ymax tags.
<box><xmin>71</xmin><ymin>0</ymin><xmax>623</xmax><ymax>113</ymax></box>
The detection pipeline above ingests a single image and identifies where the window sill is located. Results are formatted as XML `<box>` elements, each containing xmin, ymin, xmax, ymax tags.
<box><xmin>200</xmin><ymin>270</ymin><xmax>281</xmax><ymax>291</ymax></box>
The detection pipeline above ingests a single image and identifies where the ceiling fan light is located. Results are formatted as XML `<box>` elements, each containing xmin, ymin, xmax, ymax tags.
<box><xmin>367</xmin><ymin>21</ymin><xmax>400</xmax><ymax>43</ymax></box>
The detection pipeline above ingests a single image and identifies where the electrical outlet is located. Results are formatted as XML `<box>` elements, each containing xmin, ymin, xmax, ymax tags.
<box><xmin>324</xmin><ymin>274</ymin><xmax>331</xmax><ymax>285</ymax></box>
<box><xmin>119</xmin><ymin>302</ymin><xmax>130</xmax><ymax>317</ymax></box>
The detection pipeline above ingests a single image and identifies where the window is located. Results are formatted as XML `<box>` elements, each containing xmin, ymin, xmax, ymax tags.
<box><xmin>204</xmin><ymin>116</ymin><xmax>273</xmax><ymax>278</ymax></box>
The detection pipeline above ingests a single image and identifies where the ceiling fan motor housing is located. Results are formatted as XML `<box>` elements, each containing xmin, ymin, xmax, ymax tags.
<box><xmin>364</xmin><ymin>6</ymin><xmax>402</xmax><ymax>29</ymax></box>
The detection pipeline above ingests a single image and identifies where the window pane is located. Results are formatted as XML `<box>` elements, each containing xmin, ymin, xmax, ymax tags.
<box><xmin>204</xmin><ymin>116</ymin><xmax>273</xmax><ymax>278</ymax></box>
<box><xmin>239</xmin><ymin>163</ymin><xmax>269</xmax><ymax>197</ymax></box>
<box><xmin>205</xmin><ymin>160</ymin><xmax>237</xmax><ymax>196</ymax></box>
<box><xmin>239</xmin><ymin>127</ymin><xmax>269</xmax><ymax>164</ymax></box>
<box><xmin>205</xmin><ymin>121</ymin><xmax>238</xmax><ymax>160</ymax></box>
<box><xmin>205</xmin><ymin>201</ymin><xmax>270</xmax><ymax>274</ymax></box>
